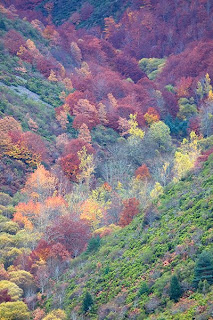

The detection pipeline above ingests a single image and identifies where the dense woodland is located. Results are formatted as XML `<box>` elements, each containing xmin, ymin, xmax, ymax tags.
<box><xmin>0</xmin><ymin>0</ymin><xmax>213</xmax><ymax>319</ymax></box>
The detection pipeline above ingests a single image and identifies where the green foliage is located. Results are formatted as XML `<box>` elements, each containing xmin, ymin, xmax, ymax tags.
<box><xmin>39</xmin><ymin>0</ymin><xmax>128</xmax><ymax>27</ymax></box>
<box><xmin>92</xmin><ymin>126</ymin><xmax>119</xmax><ymax>146</ymax></box>
<box><xmin>139</xmin><ymin>58</ymin><xmax>166</xmax><ymax>80</ymax></box>
<box><xmin>82</xmin><ymin>291</ymin><xmax>93</xmax><ymax>313</ymax></box>
<box><xmin>169</xmin><ymin>275</ymin><xmax>182</xmax><ymax>302</ymax></box>
<box><xmin>138</xmin><ymin>281</ymin><xmax>149</xmax><ymax>296</ymax></box>
<box><xmin>194</xmin><ymin>251</ymin><xmax>213</xmax><ymax>288</ymax></box>
<box><xmin>59</xmin><ymin>154</ymin><xmax>213</xmax><ymax>319</ymax></box>
<box><xmin>86</xmin><ymin>236</ymin><xmax>101</xmax><ymax>253</ymax></box>
<box><xmin>178</xmin><ymin>97</ymin><xmax>198</xmax><ymax>120</ymax></box>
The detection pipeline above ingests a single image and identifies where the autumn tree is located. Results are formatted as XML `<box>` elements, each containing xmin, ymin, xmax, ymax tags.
<box><xmin>4</xmin><ymin>30</ymin><xmax>25</xmax><ymax>55</ymax></box>
<box><xmin>135</xmin><ymin>164</ymin><xmax>151</xmax><ymax>180</ymax></box>
<box><xmin>46</xmin><ymin>215</ymin><xmax>91</xmax><ymax>257</ymax></box>
<box><xmin>144</xmin><ymin>107</ymin><xmax>160</xmax><ymax>125</ymax></box>
<box><xmin>21</xmin><ymin>165</ymin><xmax>58</xmax><ymax>202</ymax></box>
<box><xmin>77</xmin><ymin>146</ymin><xmax>95</xmax><ymax>186</ymax></box>
<box><xmin>0</xmin><ymin>301</ymin><xmax>30</xmax><ymax>320</ymax></box>
<box><xmin>80</xmin><ymin>199</ymin><xmax>104</xmax><ymax>230</ymax></box>
<box><xmin>119</xmin><ymin>198</ymin><xmax>139</xmax><ymax>227</ymax></box>
<box><xmin>173</xmin><ymin>131</ymin><xmax>200</xmax><ymax>181</ymax></box>
<box><xmin>78</xmin><ymin>123</ymin><xmax>92</xmax><ymax>144</ymax></box>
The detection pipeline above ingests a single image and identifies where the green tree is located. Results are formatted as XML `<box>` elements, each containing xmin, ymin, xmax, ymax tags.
<box><xmin>138</xmin><ymin>281</ymin><xmax>149</xmax><ymax>296</ymax></box>
<box><xmin>147</xmin><ymin>121</ymin><xmax>172</xmax><ymax>152</ymax></box>
<box><xmin>169</xmin><ymin>275</ymin><xmax>182</xmax><ymax>302</ymax></box>
<box><xmin>82</xmin><ymin>291</ymin><xmax>93</xmax><ymax>313</ymax></box>
<box><xmin>193</xmin><ymin>251</ymin><xmax>213</xmax><ymax>288</ymax></box>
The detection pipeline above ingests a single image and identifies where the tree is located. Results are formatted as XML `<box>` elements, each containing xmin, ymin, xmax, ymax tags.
<box><xmin>46</xmin><ymin>215</ymin><xmax>91</xmax><ymax>257</ymax></box>
<box><xmin>0</xmin><ymin>301</ymin><xmax>30</xmax><ymax>320</ymax></box>
<box><xmin>0</xmin><ymin>289</ymin><xmax>11</xmax><ymax>303</ymax></box>
<box><xmin>43</xmin><ymin>309</ymin><xmax>66</xmax><ymax>320</ymax></box>
<box><xmin>4</xmin><ymin>30</ymin><xmax>25</xmax><ymax>55</ymax></box>
<box><xmin>80</xmin><ymin>199</ymin><xmax>104</xmax><ymax>230</ymax></box>
<box><xmin>144</xmin><ymin>107</ymin><xmax>160</xmax><ymax>125</ymax></box>
<box><xmin>82</xmin><ymin>291</ymin><xmax>93</xmax><ymax>313</ymax></box>
<box><xmin>21</xmin><ymin>165</ymin><xmax>58</xmax><ymax>202</ymax></box>
<box><xmin>135</xmin><ymin>164</ymin><xmax>150</xmax><ymax>180</ymax></box>
<box><xmin>59</xmin><ymin>153</ymin><xmax>80</xmax><ymax>182</ymax></box>
<box><xmin>147</xmin><ymin>121</ymin><xmax>172</xmax><ymax>152</ymax></box>
<box><xmin>177</xmin><ymin>97</ymin><xmax>198</xmax><ymax>120</ymax></box>
<box><xmin>77</xmin><ymin>146</ymin><xmax>95</xmax><ymax>186</ymax></box>
<box><xmin>0</xmin><ymin>280</ymin><xmax>23</xmax><ymax>301</ymax></box>
<box><xmin>119</xmin><ymin>198</ymin><xmax>139</xmax><ymax>227</ymax></box>
<box><xmin>150</xmin><ymin>182</ymin><xmax>163</xmax><ymax>199</ymax></box>
<box><xmin>78</xmin><ymin>123</ymin><xmax>91</xmax><ymax>144</ymax></box>
<box><xmin>173</xmin><ymin>131</ymin><xmax>200</xmax><ymax>181</ymax></box>
<box><xmin>8</xmin><ymin>270</ymin><xmax>34</xmax><ymax>294</ymax></box>
<box><xmin>169</xmin><ymin>275</ymin><xmax>182</xmax><ymax>302</ymax></box>
<box><xmin>193</xmin><ymin>251</ymin><xmax>213</xmax><ymax>288</ymax></box>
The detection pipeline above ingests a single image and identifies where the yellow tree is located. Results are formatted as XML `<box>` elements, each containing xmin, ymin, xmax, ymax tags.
<box><xmin>128</xmin><ymin>113</ymin><xmax>145</xmax><ymax>143</ymax></box>
<box><xmin>77</xmin><ymin>146</ymin><xmax>95</xmax><ymax>186</ymax></box>
<box><xmin>173</xmin><ymin>131</ymin><xmax>201</xmax><ymax>181</ymax></box>
<box><xmin>150</xmin><ymin>182</ymin><xmax>163</xmax><ymax>199</ymax></box>
<box><xmin>80</xmin><ymin>199</ymin><xmax>103</xmax><ymax>230</ymax></box>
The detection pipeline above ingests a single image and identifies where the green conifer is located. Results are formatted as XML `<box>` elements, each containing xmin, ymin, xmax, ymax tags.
<box><xmin>82</xmin><ymin>291</ymin><xmax>93</xmax><ymax>313</ymax></box>
<box><xmin>169</xmin><ymin>275</ymin><xmax>182</xmax><ymax>302</ymax></box>
<box><xmin>193</xmin><ymin>251</ymin><xmax>213</xmax><ymax>288</ymax></box>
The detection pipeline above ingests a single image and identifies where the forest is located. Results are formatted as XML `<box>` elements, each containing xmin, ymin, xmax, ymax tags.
<box><xmin>0</xmin><ymin>0</ymin><xmax>213</xmax><ymax>319</ymax></box>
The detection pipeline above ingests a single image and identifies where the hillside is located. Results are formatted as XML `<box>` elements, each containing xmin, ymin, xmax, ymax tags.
<box><xmin>47</xmin><ymin>154</ymin><xmax>213</xmax><ymax>319</ymax></box>
<box><xmin>0</xmin><ymin>1</ymin><xmax>213</xmax><ymax>319</ymax></box>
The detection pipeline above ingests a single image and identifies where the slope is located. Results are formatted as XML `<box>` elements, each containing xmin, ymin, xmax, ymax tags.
<box><xmin>49</xmin><ymin>154</ymin><xmax>213</xmax><ymax>319</ymax></box>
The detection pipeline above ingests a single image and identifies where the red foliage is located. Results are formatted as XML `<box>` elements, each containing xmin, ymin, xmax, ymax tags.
<box><xmin>0</xmin><ymin>289</ymin><xmax>12</xmax><ymax>303</ymax></box>
<box><xmin>135</xmin><ymin>164</ymin><xmax>151</xmax><ymax>180</ymax></box>
<box><xmin>46</xmin><ymin>215</ymin><xmax>91</xmax><ymax>257</ymax></box>
<box><xmin>80</xmin><ymin>2</ymin><xmax>94</xmax><ymax>21</ymax></box>
<box><xmin>113</xmin><ymin>53</ymin><xmax>145</xmax><ymax>82</ymax></box>
<box><xmin>4</xmin><ymin>30</ymin><xmax>25</xmax><ymax>55</ymax></box>
<box><xmin>59</xmin><ymin>153</ymin><xmax>80</xmax><ymax>182</ymax></box>
<box><xmin>63</xmin><ymin>138</ymin><xmax>94</xmax><ymax>156</ymax></box>
<box><xmin>119</xmin><ymin>198</ymin><xmax>140</xmax><ymax>227</ymax></box>
<box><xmin>188</xmin><ymin>117</ymin><xmax>201</xmax><ymax>134</ymax></box>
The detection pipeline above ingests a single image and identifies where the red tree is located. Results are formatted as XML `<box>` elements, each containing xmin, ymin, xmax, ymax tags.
<box><xmin>46</xmin><ymin>215</ymin><xmax>91</xmax><ymax>257</ymax></box>
<box><xmin>119</xmin><ymin>198</ymin><xmax>140</xmax><ymax>227</ymax></box>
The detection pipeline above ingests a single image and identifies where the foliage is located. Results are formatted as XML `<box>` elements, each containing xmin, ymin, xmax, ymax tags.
<box><xmin>0</xmin><ymin>301</ymin><xmax>30</xmax><ymax>320</ymax></box>
<box><xmin>82</xmin><ymin>291</ymin><xmax>93</xmax><ymax>313</ymax></box>
<box><xmin>193</xmin><ymin>251</ymin><xmax>213</xmax><ymax>288</ymax></box>
<box><xmin>169</xmin><ymin>275</ymin><xmax>182</xmax><ymax>302</ymax></box>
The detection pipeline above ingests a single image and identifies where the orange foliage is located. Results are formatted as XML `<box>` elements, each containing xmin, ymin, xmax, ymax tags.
<box><xmin>22</xmin><ymin>165</ymin><xmax>57</xmax><ymax>202</ymax></box>
<box><xmin>144</xmin><ymin>107</ymin><xmax>160</xmax><ymax>125</ymax></box>
<box><xmin>135</xmin><ymin>164</ymin><xmax>151</xmax><ymax>180</ymax></box>
<box><xmin>14</xmin><ymin>201</ymin><xmax>41</xmax><ymax>230</ymax></box>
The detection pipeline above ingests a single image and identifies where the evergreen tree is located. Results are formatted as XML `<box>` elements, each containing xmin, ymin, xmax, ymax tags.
<box><xmin>169</xmin><ymin>275</ymin><xmax>182</xmax><ymax>302</ymax></box>
<box><xmin>82</xmin><ymin>292</ymin><xmax>93</xmax><ymax>313</ymax></box>
<box><xmin>193</xmin><ymin>251</ymin><xmax>213</xmax><ymax>288</ymax></box>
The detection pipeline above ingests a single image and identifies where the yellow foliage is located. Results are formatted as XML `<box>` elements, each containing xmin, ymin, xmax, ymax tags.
<box><xmin>0</xmin><ymin>301</ymin><xmax>30</xmax><ymax>320</ymax></box>
<box><xmin>0</xmin><ymin>280</ymin><xmax>23</xmax><ymax>301</ymax></box>
<box><xmin>48</xmin><ymin>69</ymin><xmax>57</xmax><ymax>82</ymax></box>
<box><xmin>80</xmin><ymin>199</ymin><xmax>104</xmax><ymax>229</ymax></box>
<box><xmin>173</xmin><ymin>131</ymin><xmax>200</xmax><ymax>181</ymax></box>
<box><xmin>150</xmin><ymin>182</ymin><xmax>163</xmax><ymax>199</ymax></box>
<box><xmin>77</xmin><ymin>146</ymin><xmax>95</xmax><ymax>185</ymax></box>
<box><xmin>42</xmin><ymin>309</ymin><xmax>66</xmax><ymax>320</ymax></box>
<box><xmin>128</xmin><ymin>114</ymin><xmax>145</xmax><ymax>143</ymax></box>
